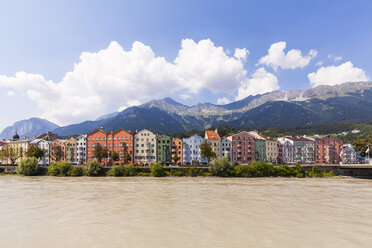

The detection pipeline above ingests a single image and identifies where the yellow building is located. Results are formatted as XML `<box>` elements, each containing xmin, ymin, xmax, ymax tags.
<box><xmin>6</xmin><ymin>138</ymin><xmax>31</xmax><ymax>164</ymax></box>
<box><xmin>65</xmin><ymin>138</ymin><xmax>77</xmax><ymax>165</ymax></box>
<box><xmin>265</xmin><ymin>139</ymin><xmax>278</xmax><ymax>164</ymax></box>
<box><xmin>205</xmin><ymin>129</ymin><xmax>221</xmax><ymax>157</ymax></box>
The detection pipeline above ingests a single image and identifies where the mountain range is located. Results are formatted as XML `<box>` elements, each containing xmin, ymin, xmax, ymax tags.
<box><xmin>1</xmin><ymin>81</ymin><xmax>372</xmax><ymax>138</ymax></box>
<box><xmin>0</xmin><ymin>118</ymin><xmax>59</xmax><ymax>140</ymax></box>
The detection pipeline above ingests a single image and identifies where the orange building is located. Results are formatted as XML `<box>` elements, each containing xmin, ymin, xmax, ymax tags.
<box><xmin>171</xmin><ymin>138</ymin><xmax>183</xmax><ymax>165</ymax></box>
<box><xmin>87</xmin><ymin>128</ymin><xmax>134</xmax><ymax>165</ymax></box>
<box><xmin>49</xmin><ymin>139</ymin><xmax>66</xmax><ymax>163</ymax></box>
<box><xmin>315</xmin><ymin>136</ymin><xmax>343</xmax><ymax>164</ymax></box>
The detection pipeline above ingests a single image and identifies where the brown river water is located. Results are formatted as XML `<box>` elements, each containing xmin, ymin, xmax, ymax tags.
<box><xmin>0</xmin><ymin>176</ymin><xmax>372</xmax><ymax>248</ymax></box>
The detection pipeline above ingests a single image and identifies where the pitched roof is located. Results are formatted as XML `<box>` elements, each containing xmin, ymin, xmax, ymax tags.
<box><xmin>285</xmin><ymin>136</ymin><xmax>314</xmax><ymax>142</ymax></box>
<box><xmin>205</xmin><ymin>130</ymin><xmax>221</xmax><ymax>140</ymax></box>
<box><xmin>248</xmin><ymin>131</ymin><xmax>266</xmax><ymax>140</ymax></box>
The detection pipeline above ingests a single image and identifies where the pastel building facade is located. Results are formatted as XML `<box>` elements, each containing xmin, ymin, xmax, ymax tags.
<box><xmin>265</xmin><ymin>139</ymin><xmax>278</xmax><ymax>164</ymax></box>
<box><xmin>232</xmin><ymin>131</ymin><xmax>255</xmax><ymax>164</ymax></box>
<box><xmin>182</xmin><ymin>134</ymin><xmax>208</xmax><ymax>164</ymax></box>
<box><xmin>87</xmin><ymin>128</ymin><xmax>134</xmax><ymax>165</ymax></box>
<box><xmin>30</xmin><ymin>139</ymin><xmax>51</xmax><ymax>166</ymax></box>
<box><xmin>220</xmin><ymin>136</ymin><xmax>232</xmax><ymax>162</ymax></box>
<box><xmin>277</xmin><ymin>141</ymin><xmax>283</xmax><ymax>164</ymax></box>
<box><xmin>0</xmin><ymin>142</ymin><xmax>7</xmax><ymax>164</ymax></box>
<box><xmin>6</xmin><ymin>138</ymin><xmax>31</xmax><ymax>164</ymax></box>
<box><xmin>171</xmin><ymin>138</ymin><xmax>183</xmax><ymax>165</ymax></box>
<box><xmin>76</xmin><ymin>134</ymin><xmax>87</xmax><ymax>165</ymax></box>
<box><xmin>248</xmin><ymin>131</ymin><xmax>266</xmax><ymax>162</ymax></box>
<box><xmin>315</xmin><ymin>136</ymin><xmax>343</xmax><ymax>164</ymax></box>
<box><xmin>109</xmin><ymin>129</ymin><xmax>134</xmax><ymax>164</ymax></box>
<box><xmin>157</xmin><ymin>135</ymin><xmax>172</xmax><ymax>165</ymax></box>
<box><xmin>205</xmin><ymin>130</ymin><xmax>221</xmax><ymax>157</ymax></box>
<box><xmin>277</xmin><ymin>138</ymin><xmax>294</xmax><ymax>164</ymax></box>
<box><xmin>49</xmin><ymin>139</ymin><xmax>66</xmax><ymax>163</ymax></box>
<box><xmin>65</xmin><ymin>138</ymin><xmax>77</xmax><ymax>165</ymax></box>
<box><xmin>285</xmin><ymin>136</ymin><xmax>315</xmax><ymax>164</ymax></box>
<box><xmin>342</xmin><ymin>144</ymin><xmax>357</xmax><ymax>164</ymax></box>
<box><xmin>134</xmin><ymin>129</ymin><xmax>156</xmax><ymax>165</ymax></box>
<box><xmin>87</xmin><ymin>129</ymin><xmax>108</xmax><ymax>164</ymax></box>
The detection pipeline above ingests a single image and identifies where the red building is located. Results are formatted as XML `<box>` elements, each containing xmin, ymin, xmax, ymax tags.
<box><xmin>87</xmin><ymin>128</ymin><xmax>134</xmax><ymax>165</ymax></box>
<box><xmin>232</xmin><ymin>131</ymin><xmax>255</xmax><ymax>164</ymax></box>
<box><xmin>315</xmin><ymin>136</ymin><xmax>343</xmax><ymax>164</ymax></box>
<box><xmin>171</xmin><ymin>138</ymin><xmax>183</xmax><ymax>165</ymax></box>
<box><xmin>49</xmin><ymin>139</ymin><xmax>66</xmax><ymax>163</ymax></box>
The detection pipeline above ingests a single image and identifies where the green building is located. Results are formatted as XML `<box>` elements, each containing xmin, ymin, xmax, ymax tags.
<box><xmin>248</xmin><ymin>131</ymin><xmax>266</xmax><ymax>162</ymax></box>
<box><xmin>157</xmin><ymin>135</ymin><xmax>172</xmax><ymax>165</ymax></box>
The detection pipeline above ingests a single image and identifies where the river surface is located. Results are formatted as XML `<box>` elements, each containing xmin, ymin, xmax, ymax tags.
<box><xmin>0</xmin><ymin>176</ymin><xmax>372</xmax><ymax>248</ymax></box>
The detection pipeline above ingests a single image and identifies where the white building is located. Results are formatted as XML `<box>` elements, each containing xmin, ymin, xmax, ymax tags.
<box><xmin>277</xmin><ymin>138</ymin><xmax>295</xmax><ymax>164</ymax></box>
<box><xmin>182</xmin><ymin>134</ymin><xmax>208</xmax><ymax>164</ymax></box>
<box><xmin>76</xmin><ymin>134</ymin><xmax>87</xmax><ymax>165</ymax></box>
<box><xmin>134</xmin><ymin>129</ymin><xmax>157</xmax><ymax>165</ymax></box>
<box><xmin>342</xmin><ymin>144</ymin><xmax>357</xmax><ymax>164</ymax></box>
<box><xmin>30</xmin><ymin>139</ymin><xmax>51</xmax><ymax>166</ymax></box>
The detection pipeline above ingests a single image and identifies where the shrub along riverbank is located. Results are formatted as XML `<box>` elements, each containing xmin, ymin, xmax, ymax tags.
<box><xmin>14</xmin><ymin>157</ymin><xmax>335</xmax><ymax>178</ymax></box>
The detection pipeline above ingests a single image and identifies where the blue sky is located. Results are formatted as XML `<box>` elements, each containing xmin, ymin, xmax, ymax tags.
<box><xmin>0</xmin><ymin>0</ymin><xmax>371</xmax><ymax>130</ymax></box>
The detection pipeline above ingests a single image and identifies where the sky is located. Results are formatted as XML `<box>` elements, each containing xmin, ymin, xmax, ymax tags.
<box><xmin>0</xmin><ymin>0</ymin><xmax>371</xmax><ymax>131</ymax></box>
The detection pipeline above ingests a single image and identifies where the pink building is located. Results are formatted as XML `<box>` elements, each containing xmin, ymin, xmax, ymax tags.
<box><xmin>232</xmin><ymin>131</ymin><xmax>255</xmax><ymax>164</ymax></box>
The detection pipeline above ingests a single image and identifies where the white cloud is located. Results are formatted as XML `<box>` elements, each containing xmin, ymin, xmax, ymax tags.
<box><xmin>217</xmin><ymin>97</ymin><xmax>231</xmax><ymax>105</ymax></box>
<box><xmin>328</xmin><ymin>54</ymin><xmax>342</xmax><ymax>62</ymax></box>
<box><xmin>180</xmin><ymin>94</ymin><xmax>192</xmax><ymax>100</ymax></box>
<box><xmin>234</xmin><ymin>48</ymin><xmax>249</xmax><ymax>61</ymax></box>
<box><xmin>174</xmin><ymin>39</ymin><xmax>247</xmax><ymax>94</ymax></box>
<box><xmin>6</xmin><ymin>90</ymin><xmax>15</xmax><ymax>96</ymax></box>
<box><xmin>259</xmin><ymin>41</ymin><xmax>317</xmax><ymax>71</ymax></box>
<box><xmin>308</xmin><ymin>61</ymin><xmax>368</xmax><ymax>87</ymax></box>
<box><xmin>0</xmin><ymin>39</ymin><xmax>249</xmax><ymax>125</ymax></box>
<box><xmin>235</xmin><ymin>67</ymin><xmax>279</xmax><ymax>100</ymax></box>
<box><xmin>117</xmin><ymin>100</ymin><xmax>141</xmax><ymax>112</ymax></box>
<box><xmin>315</xmin><ymin>61</ymin><xmax>323</xmax><ymax>66</ymax></box>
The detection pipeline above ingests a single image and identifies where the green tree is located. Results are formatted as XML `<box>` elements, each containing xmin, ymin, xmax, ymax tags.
<box><xmin>200</xmin><ymin>140</ymin><xmax>217</xmax><ymax>162</ymax></box>
<box><xmin>209</xmin><ymin>157</ymin><xmax>233</xmax><ymax>177</ymax></box>
<box><xmin>172</xmin><ymin>155</ymin><xmax>180</xmax><ymax>164</ymax></box>
<box><xmin>150</xmin><ymin>163</ymin><xmax>165</xmax><ymax>177</ymax></box>
<box><xmin>353</xmin><ymin>134</ymin><xmax>372</xmax><ymax>157</ymax></box>
<box><xmin>124</xmin><ymin>153</ymin><xmax>132</xmax><ymax>163</ymax></box>
<box><xmin>83</xmin><ymin>160</ymin><xmax>102</xmax><ymax>176</ymax></box>
<box><xmin>17</xmin><ymin>157</ymin><xmax>39</xmax><ymax>176</ymax></box>
<box><xmin>68</xmin><ymin>166</ymin><xmax>84</xmax><ymax>177</ymax></box>
<box><xmin>111</xmin><ymin>151</ymin><xmax>119</xmax><ymax>162</ymax></box>
<box><xmin>93</xmin><ymin>144</ymin><xmax>108</xmax><ymax>164</ymax></box>
<box><xmin>4</xmin><ymin>148</ymin><xmax>21</xmax><ymax>165</ymax></box>
<box><xmin>26</xmin><ymin>146</ymin><xmax>45</xmax><ymax>160</ymax></box>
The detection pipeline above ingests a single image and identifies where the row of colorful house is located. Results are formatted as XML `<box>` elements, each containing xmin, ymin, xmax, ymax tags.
<box><xmin>0</xmin><ymin>128</ymin><xmax>361</xmax><ymax>166</ymax></box>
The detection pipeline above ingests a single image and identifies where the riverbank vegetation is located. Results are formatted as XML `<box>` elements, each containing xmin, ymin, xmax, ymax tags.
<box><xmin>13</xmin><ymin>157</ymin><xmax>336</xmax><ymax>178</ymax></box>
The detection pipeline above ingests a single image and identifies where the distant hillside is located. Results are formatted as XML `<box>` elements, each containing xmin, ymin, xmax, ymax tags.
<box><xmin>0</xmin><ymin>118</ymin><xmax>59</xmax><ymax>140</ymax></box>
<box><xmin>53</xmin><ymin>81</ymin><xmax>372</xmax><ymax>136</ymax></box>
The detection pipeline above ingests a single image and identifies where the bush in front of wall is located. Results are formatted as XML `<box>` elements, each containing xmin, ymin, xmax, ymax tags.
<box><xmin>68</xmin><ymin>166</ymin><xmax>84</xmax><ymax>177</ymax></box>
<box><xmin>209</xmin><ymin>157</ymin><xmax>234</xmax><ymax>177</ymax></box>
<box><xmin>107</xmin><ymin>163</ymin><xmax>138</xmax><ymax>177</ymax></box>
<box><xmin>17</xmin><ymin>157</ymin><xmax>40</xmax><ymax>176</ymax></box>
<box><xmin>83</xmin><ymin>160</ymin><xmax>103</xmax><ymax>176</ymax></box>
<box><xmin>47</xmin><ymin>162</ymin><xmax>72</xmax><ymax>176</ymax></box>
<box><xmin>150</xmin><ymin>163</ymin><xmax>165</xmax><ymax>177</ymax></box>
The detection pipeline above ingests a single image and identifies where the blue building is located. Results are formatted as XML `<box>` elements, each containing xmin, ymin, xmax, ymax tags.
<box><xmin>182</xmin><ymin>134</ymin><xmax>208</xmax><ymax>164</ymax></box>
